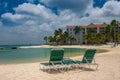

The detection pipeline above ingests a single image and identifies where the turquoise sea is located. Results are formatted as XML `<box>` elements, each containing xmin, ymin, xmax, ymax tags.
<box><xmin>0</xmin><ymin>45</ymin><xmax>86</xmax><ymax>64</ymax></box>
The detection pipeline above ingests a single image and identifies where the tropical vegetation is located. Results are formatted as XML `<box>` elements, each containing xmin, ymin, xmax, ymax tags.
<box><xmin>43</xmin><ymin>20</ymin><xmax>120</xmax><ymax>45</ymax></box>
<box><xmin>73</xmin><ymin>26</ymin><xmax>81</xmax><ymax>44</ymax></box>
<box><xmin>44</xmin><ymin>28</ymin><xmax>72</xmax><ymax>45</ymax></box>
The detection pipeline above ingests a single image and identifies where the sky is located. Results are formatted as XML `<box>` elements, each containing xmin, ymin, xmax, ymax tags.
<box><xmin>0</xmin><ymin>0</ymin><xmax>120</xmax><ymax>45</ymax></box>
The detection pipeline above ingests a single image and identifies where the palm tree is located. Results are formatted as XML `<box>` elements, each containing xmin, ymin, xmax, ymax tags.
<box><xmin>87</xmin><ymin>28</ymin><xmax>96</xmax><ymax>44</ymax></box>
<box><xmin>62</xmin><ymin>31</ymin><xmax>69</xmax><ymax>44</ymax></box>
<box><xmin>48</xmin><ymin>36</ymin><xmax>56</xmax><ymax>44</ymax></box>
<box><xmin>83</xmin><ymin>34</ymin><xmax>89</xmax><ymax>44</ymax></box>
<box><xmin>74</xmin><ymin>26</ymin><xmax>81</xmax><ymax>34</ymax></box>
<box><xmin>58</xmin><ymin>28</ymin><xmax>62</xmax><ymax>35</ymax></box>
<box><xmin>43</xmin><ymin>36</ymin><xmax>48</xmax><ymax>44</ymax></box>
<box><xmin>69</xmin><ymin>36</ymin><xmax>76</xmax><ymax>45</ymax></box>
<box><xmin>100</xmin><ymin>33</ymin><xmax>106</xmax><ymax>44</ymax></box>
<box><xmin>74</xmin><ymin>26</ymin><xmax>81</xmax><ymax>44</ymax></box>
<box><xmin>111</xmin><ymin>20</ymin><xmax>117</xmax><ymax>26</ymax></box>
<box><xmin>54</xmin><ymin>29</ymin><xmax>59</xmax><ymax>43</ymax></box>
<box><xmin>95</xmin><ymin>33</ymin><xmax>106</xmax><ymax>44</ymax></box>
<box><xmin>110</xmin><ymin>20</ymin><xmax>118</xmax><ymax>42</ymax></box>
<box><xmin>117</xmin><ymin>31</ymin><xmax>120</xmax><ymax>43</ymax></box>
<box><xmin>105</xmin><ymin>24</ymin><xmax>111</xmax><ymax>42</ymax></box>
<box><xmin>58</xmin><ymin>28</ymin><xmax>63</xmax><ymax>43</ymax></box>
<box><xmin>105</xmin><ymin>20</ymin><xmax>118</xmax><ymax>42</ymax></box>
<box><xmin>54</xmin><ymin>29</ymin><xmax>59</xmax><ymax>39</ymax></box>
<box><xmin>54</xmin><ymin>28</ymin><xmax>64</xmax><ymax>45</ymax></box>
<box><xmin>64</xmin><ymin>31</ymin><xmax>69</xmax><ymax>38</ymax></box>
<box><xmin>83</xmin><ymin>28</ymin><xmax>94</xmax><ymax>44</ymax></box>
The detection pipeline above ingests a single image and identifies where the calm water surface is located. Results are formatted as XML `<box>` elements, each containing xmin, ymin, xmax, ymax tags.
<box><xmin>0</xmin><ymin>46</ymin><xmax>86</xmax><ymax>64</ymax></box>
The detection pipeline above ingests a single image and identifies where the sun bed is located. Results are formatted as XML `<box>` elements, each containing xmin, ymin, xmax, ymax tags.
<box><xmin>49</xmin><ymin>48</ymin><xmax>64</xmax><ymax>65</ymax></box>
<box><xmin>74</xmin><ymin>49</ymin><xmax>98</xmax><ymax>70</ymax></box>
<box><xmin>40</xmin><ymin>48</ymin><xmax>65</xmax><ymax>72</ymax></box>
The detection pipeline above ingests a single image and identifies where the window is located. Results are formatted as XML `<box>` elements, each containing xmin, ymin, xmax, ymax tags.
<box><xmin>100</xmin><ymin>27</ymin><xmax>105</xmax><ymax>32</ymax></box>
<box><xmin>70</xmin><ymin>29</ymin><xmax>72</xmax><ymax>31</ymax></box>
<box><xmin>67</xmin><ymin>28</ymin><xmax>69</xmax><ymax>31</ymax></box>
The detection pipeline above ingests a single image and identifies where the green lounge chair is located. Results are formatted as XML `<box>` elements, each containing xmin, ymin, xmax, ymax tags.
<box><xmin>74</xmin><ymin>49</ymin><xmax>98</xmax><ymax>70</ymax></box>
<box><xmin>40</xmin><ymin>48</ymin><xmax>65</xmax><ymax>72</ymax></box>
<box><xmin>49</xmin><ymin>48</ymin><xmax>64</xmax><ymax>66</ymax></box>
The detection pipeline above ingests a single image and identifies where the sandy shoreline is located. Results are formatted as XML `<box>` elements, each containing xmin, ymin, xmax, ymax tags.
<box><xmin>19</xmin><ymin>44</ymin><xmax>113</xmax><ymax>49</ymax></box>
<box><xmin>0</xmin><ymin>45</ymin><xmax>120</xmax><ymax>80</ymax></box>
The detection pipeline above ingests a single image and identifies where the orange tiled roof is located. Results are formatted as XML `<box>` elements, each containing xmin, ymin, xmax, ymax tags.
<box><xmin>67</xmin><ymin>23</ymin><xmax>107</xmax><ymax>29</ymax></box>
<box><xmin>67</xmin><ymin>26</ymin><xmax>76</xmax><ymax>28</ymax></box>
<box><xmin>118</xmin><ymin>22</ymin><xmax>120</xmax><ymax>26</ymax></box>
<box><xmin>84</xmin><ymin>23</ymin><xmax>107</xmax><ymax>28</ymax></box>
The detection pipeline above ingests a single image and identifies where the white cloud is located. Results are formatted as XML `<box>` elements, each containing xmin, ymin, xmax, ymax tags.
<box><xmin>2</xmin><ymin>3</ymin><xmax>57</xmax><ymax>25</ymax></box>
<box><xmin>14</xmin><ymin>3</ymin><xmax>51</xmax><ymax>16</ymax></box>
<box><xmin>0</xmin><ymin>1</ymin><xmax>120</xmax><ymax>44</ymax></box>
<box><xmin>2</xmin><ymin>13</ymin><xmax>25</xmax><ymax>22</ymax></box>
<box><xmin>0</xmin><ymin>3</ymin><xmax>57</xmax><ymax>44</ymax></box>
<box><xmin>14</xmin><ymin>3</ymin><xmax>57</xmax><ymax>21</ymax></box>
<box><xmin>40</xmin><ymin>0</ymin><xmax>93</xmax><ymax>16</ymax></box>
<box><xmin>81</xmin><ymin>0</ymin><xmax>120</xmax><ymax>24</ymax></box>
<box><xmin>102</xmin><ymin>1</ymin><xmax>120</xmax><ymax>16</ymax></box>
<box><xmin>0</xmin><ymin>3</ymin><xmax>82</xmax><ymax>44</ymax></box>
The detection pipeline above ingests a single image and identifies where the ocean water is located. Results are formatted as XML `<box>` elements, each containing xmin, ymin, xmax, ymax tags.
<box><xmin>0</xmin><ymin>45</ymin><xmax>86</xmax><ymax>64</ymax></box>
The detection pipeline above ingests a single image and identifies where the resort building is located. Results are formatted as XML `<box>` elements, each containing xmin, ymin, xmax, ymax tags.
<box><xmin>67</xmin><ymin>22</ymin><xmax>120</xmax><ymax>44</ymax></box>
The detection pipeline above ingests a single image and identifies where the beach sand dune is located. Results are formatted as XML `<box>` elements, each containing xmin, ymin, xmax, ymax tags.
<box><xmin>0</xmin><ymin>45</ymin><xmax>120</xmax><ymax>80</ymax></box>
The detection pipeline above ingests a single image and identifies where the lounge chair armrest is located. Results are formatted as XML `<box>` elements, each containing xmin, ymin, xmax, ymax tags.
<box><xmin>49</xmin><ymin>61</ymin><xmax>64</xmax><ymax>66</ymax></box>
<box><xmin>84</xmin><ymin>57</ymin><xmax>96</xmax><ymax>63</ymax></box>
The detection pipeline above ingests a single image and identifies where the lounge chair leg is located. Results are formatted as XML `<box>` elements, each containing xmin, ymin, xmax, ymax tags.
<box><xmin>80</xmin><ymin>64</ymin><xmax>85</xmax><ymax>70</ymax></box>
<box><xmin>96</xmin><ymin>64</ymin><xmax>99</xmax><ymax>70</ymax></box>
<box><xmin>88</xmin><ymin>64</ymin><xmax>91</xmax><ymax>69</ymax></box>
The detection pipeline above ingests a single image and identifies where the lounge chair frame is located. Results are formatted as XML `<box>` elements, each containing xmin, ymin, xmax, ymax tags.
<box><xmin>82</xmin><ymin>57</ymin><xmax>98</xmax><ymax>70</ymax></box>
<box><xmin>75</xmin><ymin>49</ymin><xmax>99</xmax><ymax>70</ymax></box>
<box><xmin>40</xmin><ymin>48</ymin><xmax>66</xmax><ymax>72</ymax></box>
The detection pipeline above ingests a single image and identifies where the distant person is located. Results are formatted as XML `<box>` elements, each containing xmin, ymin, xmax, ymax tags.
<box><xmin>113</xmin><ymin>41</ymin><xmax>118</xmax><ymax>47</ymax></box>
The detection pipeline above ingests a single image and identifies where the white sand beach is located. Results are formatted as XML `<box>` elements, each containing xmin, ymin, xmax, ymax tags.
<box><xmin>0</xmin><ymin>45</ymin><xmax>120</xmax><ymax>80</ymax></box>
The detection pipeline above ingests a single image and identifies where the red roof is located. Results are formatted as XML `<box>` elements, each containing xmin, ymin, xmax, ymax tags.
<box><xmin>84</xmin><ymin>23</ymin><xmax>107</xmax><ymax>28</ymax></box>
<box><xmin>118</xmin><ymin>22</ymin><xmax>120</xmax><ymax>26</ymax></box>
<box><xmin>67</xmin><ymin>26</ymin><xmax>76</xmax><ymax>28</ymax></box>
<box><xmin>67</xmin><ymin>23</ymin><xmax>107</xmax><ymax>29</ymax></box>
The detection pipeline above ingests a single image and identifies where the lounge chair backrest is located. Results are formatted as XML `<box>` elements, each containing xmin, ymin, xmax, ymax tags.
<box><xmin>82</xmin><ymin>49</ymin><xmax>96</xmax><ymax>63</ymax></box>
<box><xmin>49</xmin><ymin>49</ymin><xmax>64</xmax><ymax>63</ymax></box>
